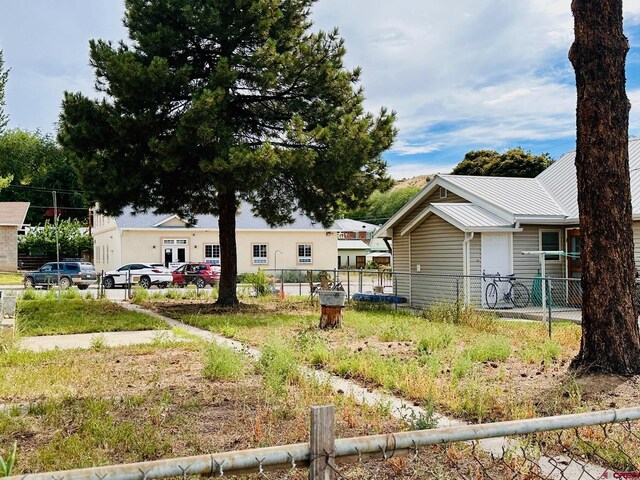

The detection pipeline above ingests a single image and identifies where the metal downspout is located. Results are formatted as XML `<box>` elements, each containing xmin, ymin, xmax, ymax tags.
<box><xmin>463</xmin><ymin>232</ymin><xmax>475</xmax><ymax>305</ymax></box>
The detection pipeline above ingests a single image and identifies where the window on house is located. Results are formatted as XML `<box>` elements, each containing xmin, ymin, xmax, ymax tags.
<box><xmin>204</xmin><ymin>244</ymin><xmax>221</xmax><ymax>265</ymax></box>
<box><xmin>297</xmin><ymin>244</ymin><xmax>312</xmax><ymax>264</ymax></box>
<box><xmin>439</xmin><ymin>187</ymin><xmax>448</xmax><ymax>199</ymax></box>
<box><xmin>540</xmin><ymin>230</ymin><xmax>561</xmax><ymax>261</ymax></box>
<box><xmin>252</xmin><ymin>244</ymin><xmax>268</xmax><ymax>264</ymax></box>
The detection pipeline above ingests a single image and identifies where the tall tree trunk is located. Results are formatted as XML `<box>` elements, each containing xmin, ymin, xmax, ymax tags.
<box><xmin>569</xmin><ymin>0</ymin><xmax>640</xmax><ymax>374</ymax></box>
<box><xmin>217</xmin><ymin>190</ymin><xmax>239</xmax><ymax>307</ymax></box>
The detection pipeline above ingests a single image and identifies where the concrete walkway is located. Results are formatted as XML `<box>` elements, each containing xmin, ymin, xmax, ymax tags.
<box><xmin>19</xmin><ymin>329</ymin><xmax>180</xmax><ymax>351</ymax></box>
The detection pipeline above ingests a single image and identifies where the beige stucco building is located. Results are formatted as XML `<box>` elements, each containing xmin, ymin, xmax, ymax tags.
<box><xmin>92</xmin><ymin>205</ymin><xmax>338</xmax><ymax>273</ymax></box>
<box><xmin>0</xmin><ymin>202</ymin><xmax>30</xmax><ymax>272</ymax></box>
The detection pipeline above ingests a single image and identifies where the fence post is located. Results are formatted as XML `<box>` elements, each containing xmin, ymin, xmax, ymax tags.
<box><xmin>547</xmin><ymin>279</ymin><xmax>552</xmax><ymax>338</ymax></box>
<box><xmin>309</xmin><ymin>405</ymin><xmax>335</xmax><ymax>480</ymax></box>
<box><xmin>346</xmin><ymin>270</ymin><xmax>350</xmax><ymax>304</ymax></box>
<box><xmin>456</xmin><ymin>277</ymin><xmax>461</xmax><ymax>323</ymax></box>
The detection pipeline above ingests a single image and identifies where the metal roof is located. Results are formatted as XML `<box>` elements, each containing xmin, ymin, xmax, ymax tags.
<box><xmin>115</xmin><ymin>204</ymin><xmax>330</xmax><ymax>231</ymax></box>
<box><xmin>439</xmin><ymin>175</ymin><xmax>566</xmax><ymax>217</ymax></box>
<box><xmin>333</xmin><ymin>218</ymin><xmax>380</xmax><ymax>232</ymax></box>
<box><xmin>430</xmin><ymin>203</ymin><xmax>515</xmax><ymax>229</ymax></box>
<box><xmin>537</xmin><ymin>137</ymin><xmax>640</xmax><ymax>220</ymax></box>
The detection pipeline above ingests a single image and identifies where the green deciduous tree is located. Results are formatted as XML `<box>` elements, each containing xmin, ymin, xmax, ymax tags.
<box><xmin>344</xmin><ymin>186</ymin><xmax>421</xmax><ymax>223</ymax></box>
<box><xmin>0</xmin><ymin>129</ymin><xmax>88</xmax><ymax>224</ymax></box>
<box><xmin>0</xmin><ymin>50</ymin><xmax>8</xmax><ymax>132</ymax></box>
<box><xmin>451</xmin><ymin>148</ymin><xmax>552</xmax><ymax>177</ymax></box>
<box><xmin>19</xmin><ymin>219</ymin><xmax>93</xmax><ymax>257</ymax></box>
<box><xmin>568</xmin><ymin>0</ymin><xmax>640</xmax><ymax>374</ymax></box>
<box><xmin>59</xmin><ymin>0</ymin><xmax>396</xmax><ymax>306</ymax></box>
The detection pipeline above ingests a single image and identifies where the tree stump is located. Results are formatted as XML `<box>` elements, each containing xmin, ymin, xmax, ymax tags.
<box><xmin>319</xmin><ymin>306</ymin><xmax>343</xmax><ymax>329</ymax></box>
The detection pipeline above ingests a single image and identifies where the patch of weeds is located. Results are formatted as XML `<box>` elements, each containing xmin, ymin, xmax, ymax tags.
<box><xmin>61</xmin><ymin>289</ymin><xmax>82</xmax><ymax>300</ymax></box>
<box><xmin>131</xmin><ymin>286</ymin><xmax>149</xmax><ymax>302</ymax></box>
<box><xmin>83</xmin><ymin>291</ymin><xmax>94</xmax><ymax>300</ymax></box>
<box><xmin>202</xmin><ymin>342</ymin><xmax>246</xmax><ymax>381</ymax></box>
<box><xmin>518</xmin><ymin>339</ymin><xmax>562</xmax><ymax>364</ymax></box>
<box><xmin>21</xmin><ymin>289</ymin><xmax>37</xmax><ymax>301</ymax></box>
<box><xmin>451</xmin><ymin>355</ymin><xmax>474</xmax><ymax>380</ymax></box>
<box><xmin>464</xmin><ymin>334</ymin><xmax>511</xmax><ymax>362</ymax></box>
<box><xmin>417</xmin><ymin>353</ymin><xmax>442</xmax><ymax>376</ymax></box>
<box><xmin>90</xmin><ymin>333</ymin><xmax>108</xmax><ymax>350</ymax></box>
<box><xmin>295</xmin><ymin>326</ymin><xmax>330</xmax><ymax>366</ymax></box>
<box><xmin>455</xmin><ymin>380</ymin><xmax>495</xmax><ymax>422</ymax></box>
<box><xmin>218</xmin><ymin>323</ymin><xmax>237</xmax><ymax>338</ymax></box>
<box><xmin>417</xmin><ymin>326</ymin><xmax>454</xmax><ymax>354</ymax></box>
<box><xmin>0</xmin><ymin>441</ymin><xmax>17</xmax><ymax>476</ymax></box>
<box><xmin>258</xmin><ymin>340</ymin><xmax>299</xmax><ymax>397</ymax></box>
<box><xmin>399</xmin><ymin>401</ymin><xmax>437</xmax><ymax>430</ymax></box>
<box><xmin>151</xmin><ymin>331</ymin><xmax>179</xmax><ymax>347</ymax></box>
<box><xmin>379</xmin><ymin>321</ymin><xmax>411</xmax><ymax>342</ymax></box>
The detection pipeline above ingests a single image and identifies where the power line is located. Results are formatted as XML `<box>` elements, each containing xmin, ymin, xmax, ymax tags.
<box><xmin>28</xmin><ymin>205</ymin><xmax>91</xmax><ymax>211</ymax></box>
<box><xmin>3</xmin><ymin>184</ymin><xmax>88</xmax><ymax>195</ymax></box>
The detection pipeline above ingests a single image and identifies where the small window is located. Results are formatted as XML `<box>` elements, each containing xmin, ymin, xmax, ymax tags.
<box><xmin>252</xmin><ymin>244</ymin><xmax>268</xmax><ymax>264</ymax></box>
<box><xmin>540</xmin><ymin>231</ymin><xmax>561</xmax><ymax>261</ymax></box>
<box><xmin>204</xmin><ymin>244</ymin><xmax>221</xmax><ymax>265</ymax></box>
<box><xmin>297</xmin><ymin>244</ymin><xmax>312</xmax><ymax>264</ymax></box>
<box><xmin>439</xmin><ymin>187</ymin><xmax>448</xmax><ymax>199</ymax></box>
<box><xmin>163</xmin><ymin>239</ymin><xmax>175</xmax><ymax>245</ymax></box>
<box><xmin>176</xmin><ymin>239</ymin><xmax>188</xmax><ymax>245</ymax></box>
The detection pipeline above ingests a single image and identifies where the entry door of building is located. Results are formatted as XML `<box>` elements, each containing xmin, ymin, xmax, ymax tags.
<box><xmin>162</xmin><ymin>239</ymin><xmax>188</xmax><ymax>267</ymax></box>
<box><xmin>481</xmin><ymin>233</ymin><xmax>513</xmax><ymax>307</ymax></box>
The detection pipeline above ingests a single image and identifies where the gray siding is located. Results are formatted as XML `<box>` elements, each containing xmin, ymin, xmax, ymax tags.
<box><xmin>512</xmin><ymin>225</ymin><xmax>565</xmax><ymax>278</ymax></box>
<box><xmin>392</xmin><ymin>232</ymin><xmax>411</xmax><ymax>299</ymax></box>
<box><xmin>425</xmin><ymin>188</ymin><xmax>466</xmax><ymax>204</ymax></box>
<box><xmin>410</xmin><ymin>215</ymin><xmax>464</xmax><ymax>273</ymax></box>
<box><xmin>633</xmin><ymin>221</ymin><xmax>640</xmax><ymax>268</ymax></box>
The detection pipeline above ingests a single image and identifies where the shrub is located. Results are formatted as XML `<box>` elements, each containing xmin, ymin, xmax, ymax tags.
<box><xmin>519</xmin><ymin>339</ymin><xmax>562</xmax><ymax>364</ymax></box>
<box><xmin>244</xmin><ymin>270</ymin><xmax>272</xmax><ymax>296</ymax></box>
<box><xmin>202</xmin><ymin>342</ymin><xmax>246</xmax><ymax>381</ymax></box>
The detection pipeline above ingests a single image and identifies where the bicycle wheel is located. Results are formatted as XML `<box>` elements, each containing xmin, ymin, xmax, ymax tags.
<box><xmin>485</xmin><ymin>283</ymin><xmax>498</xmax><ymax>308</ymax></box>
<box><xmin>510</xmin><ymin>283</ymin><xmax>530</xmax><ymax>308</ymax></box>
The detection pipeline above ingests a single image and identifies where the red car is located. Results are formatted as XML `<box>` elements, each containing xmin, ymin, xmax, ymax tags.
<box><xmin>172</xmin><ymin>263</ymin><xmax>221</xmax><ymax>288</ymax></box>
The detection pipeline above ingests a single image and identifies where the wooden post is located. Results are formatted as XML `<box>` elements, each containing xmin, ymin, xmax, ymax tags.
<box><xmin>309</xmin><ymin>405</ymin><xmax>335</xmax><ymax>480</ymax></box>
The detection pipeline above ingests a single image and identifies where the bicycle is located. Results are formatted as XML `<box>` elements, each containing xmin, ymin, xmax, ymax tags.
<box><xmin>483</xmin><ymin>270</ymin><xmax>530</xmax><ymax>308</ymax></box>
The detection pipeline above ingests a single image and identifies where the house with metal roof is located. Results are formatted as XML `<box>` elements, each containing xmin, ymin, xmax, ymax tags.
<box><xmin>375</xmin><ymin>138</ymin><xmax>640</xmax><ymax>300</ymax></box>
<box><xmin>91</xmin><ymin>204</ymin><xmax>338</xmax><ymax>273</ymax></box>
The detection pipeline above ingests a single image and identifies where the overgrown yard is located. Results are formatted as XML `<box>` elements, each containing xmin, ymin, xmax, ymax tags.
<box><xmin>0</xmin><ymin>340</ymin><xmax>499</xmax><ymax>478</ymax></box>
<box><xmin>144</xmin><ymin>297</ymin><xmax>640</xmax><ymax>424</ymax></box>
<box><xmin>17</xmin><ymin>293</ymin><xmax>166</xmax><ymax>336</ymax></box>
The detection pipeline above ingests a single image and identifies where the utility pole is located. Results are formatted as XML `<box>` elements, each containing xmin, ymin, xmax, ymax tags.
<box><xmin>53</xmin><ymin>191</ymin><xmax>61</xmax><ymax>301</ymax></box>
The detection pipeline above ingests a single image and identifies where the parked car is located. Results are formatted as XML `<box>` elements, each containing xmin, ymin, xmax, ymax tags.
<box><xmin>102</xmin><ymin>263</ymin><xmax>173</xmax><ymax>289</ymax></box>
<box><xmin>172</xmin><ymin>263</ymin><xmax>221</xmax><ymax>288</ymax></box>
<box><xmin>23</xmin><ymin>261</ymin><xmax>97</xmax><ymax>290</ymax></box>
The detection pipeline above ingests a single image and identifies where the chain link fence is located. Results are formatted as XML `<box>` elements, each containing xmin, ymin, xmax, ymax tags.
<box><xmin>8</xmin><ymin>406</ymin><xmax>640</xmax><ymax>480</ymax></box>
<box><xmin>264</xmin><ymin>269</ymin><xmax>582</xmax><ymax>324</ymax></box>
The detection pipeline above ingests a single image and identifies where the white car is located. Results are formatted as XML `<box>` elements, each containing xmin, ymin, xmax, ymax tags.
<box><xmin>102</xmin><ymin>263</ymin><xmax>173</xmax><ymax>289</ymax></box>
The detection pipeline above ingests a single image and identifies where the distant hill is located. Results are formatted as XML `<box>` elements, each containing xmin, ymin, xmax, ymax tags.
<box><xmin>393</xmin><ymin>175</ymin><xmax>433</xmax><ymax>190</ymax></box>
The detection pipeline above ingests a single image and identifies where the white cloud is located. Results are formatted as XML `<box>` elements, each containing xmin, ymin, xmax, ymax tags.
<box><xmin>311</xmin><ymin>0</ymin><xmax>637</xmax><ymax>162</ymax></box>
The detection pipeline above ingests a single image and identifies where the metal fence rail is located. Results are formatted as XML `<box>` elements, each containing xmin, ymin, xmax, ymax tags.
<box><xmin>264</xmin><ymin>268</ymin><xmax>584</xmax><ymax>324</ymax></box>
<box><xmin>8</xmin><ymin>406</ymin><xmax>640</xmax><ymax>480</ymax></box>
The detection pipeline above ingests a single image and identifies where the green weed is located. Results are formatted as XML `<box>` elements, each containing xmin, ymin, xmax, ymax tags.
<box><xmin>518</xmin><ymin>339</ymin><xmax>562</xmax><ymax>364</ymax></box>
<box><xmin>202</xmin><ymin>342</ymin><xmax>246</xmax><ymax>381</ymax></box>
<box><xmin>0</xmin><ymin>441</ymin><xmax>16</xmax><ymax>476</ymax></box>
<box><xmin>417</xmin><ymin>326</ymin><xmax>454</xmax><ymax>354</ymax></box>
<box><xmin>464</xmin><ymin>334</ymin><xmax>511</xmax><ymax>362</ymax></box>
<box><xmin>259</xmin><ymin>340</ymin><xmax>299</xmax><ymax>396</ymax></box>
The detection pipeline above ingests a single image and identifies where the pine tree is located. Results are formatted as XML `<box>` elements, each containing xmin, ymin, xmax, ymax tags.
<box><xmin>59</xmin><ymin>0</ymin><xmax>396</xmax><ymax>306</ymax></box>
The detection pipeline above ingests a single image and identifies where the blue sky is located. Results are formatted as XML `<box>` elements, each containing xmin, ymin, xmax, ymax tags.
<box><xmin>1</xmin><ymin>0</ymin><xmax>640</xmax><ymax>179</ymax></box>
